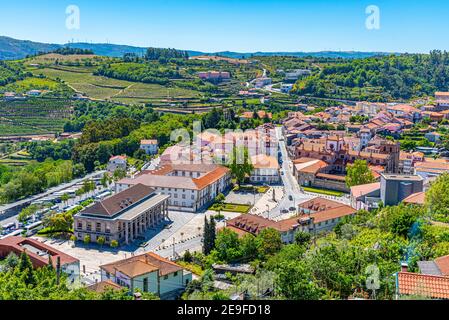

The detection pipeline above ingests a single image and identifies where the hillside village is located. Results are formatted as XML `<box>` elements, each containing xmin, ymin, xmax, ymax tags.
<box><xmin>1</xmin><ymin>47</ymin><xmax>449</xmax><ymax>301</ymax></box>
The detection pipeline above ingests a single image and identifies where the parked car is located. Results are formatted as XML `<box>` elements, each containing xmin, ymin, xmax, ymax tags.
<box><xmin>288</xmin><ymin>195</ymin><xmax>293</xmax><ymax>201</ymax></box>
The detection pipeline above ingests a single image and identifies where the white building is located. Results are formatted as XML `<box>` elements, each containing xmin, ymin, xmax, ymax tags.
<box><xmin>284</xmin><ymin>69</ymin><xmax>311</xmax><ymax>81</ymax></box>
<box><xmin>359</xmin><ymin>129</ymin><xmax>372</xmax><ymax>149</ymax></box>
<box><xmin>116</xmin><ymin>164</ymin><xmax>231</xmax><ymax>212</ymax></box>
<box><xmin>254</xmin><ymin>77</ymin><xmax>272</xmax><ymax>88</ymax></box>
<box><xmin>280</xmin><ymin>83</ymin><xmax>294</xmax><ymax>93</ymax></box>
<box><xmin>100</xmin><ymin>252</ymin><xmax>193</xmax><ymax>299</ymax></box>
<box><xmin>140</xmin><ymin>140</ymin><xmax>159</xmax><ymax>155</ymax></box>
<box><xmin>107</xmin><ymin>155</ymin><xmax>127</xmax><ymax>173</ymax></box>
<box><xmin>250</xmin><ymin>154</ymin><xmax>280</xmax><ymax>184</ymax></box>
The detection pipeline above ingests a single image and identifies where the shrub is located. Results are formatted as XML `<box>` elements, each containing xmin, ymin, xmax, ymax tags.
<box><xmin>110</xmin><ymin>240</ymin><xmax>119</xmax><ymax>248</ymax></box>
<box><xmin>97</xmin><ymin>236</ymin><xmax>106</xmax><ymax>246</ymax></box>
<box><xmin>83</xmin><ymin>235</ymin><xmax>91</xmax><ymax>244</ymax></box>
<box><xmin>70</xmin><ymin>235</ymin><xmax>77</xmax><ymax>242</ymax></box>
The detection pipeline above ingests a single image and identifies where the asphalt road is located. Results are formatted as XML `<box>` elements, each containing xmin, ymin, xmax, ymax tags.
<box><xmin>259</xmin><ymin>127</ymin><xmax>313</xmax><ymax>219</ymax></box>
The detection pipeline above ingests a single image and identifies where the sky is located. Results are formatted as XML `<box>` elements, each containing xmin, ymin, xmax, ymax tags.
<box><xmin>0</xmin><ymin>0</ymin><xmax>448</xmax><ymax>53</ymax></box>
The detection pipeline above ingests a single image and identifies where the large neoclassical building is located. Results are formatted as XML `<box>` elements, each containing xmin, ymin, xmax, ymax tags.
<box><xmin>74</xmin><ymin>184</ymin><xmax>169</xmax><ymax>245</ymax></box>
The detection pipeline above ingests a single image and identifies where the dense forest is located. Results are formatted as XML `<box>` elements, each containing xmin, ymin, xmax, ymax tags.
<box><xmin>292</xmin><ymin>51</ymin><xmax>449</xmax><ymax>101</ymax></box>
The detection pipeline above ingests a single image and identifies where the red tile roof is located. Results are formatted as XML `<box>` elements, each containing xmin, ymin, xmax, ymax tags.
<box><xmin>312</xmin><ymin>205</ymin><xmax>357</xmax><ymax>224</ymax></box>
<box><xmin>0</xmin><ymin>236</ymin><xmax>79</xmax><ymax>268</ymax></box>
<box><xmin>397</xmin><ymin>272</ymin><xmax>449</xmax><ymax>299</ymax></box>
<box><xmin>100</xmin><ymin>252</ymin><xmax>184</xmax><ymax>278</ymax></box>
<box><xmin>350</xmin><ymin>182</ymin><xmax>381</xmax><ymax>198</ymax></box>
<box><xmin>435</xmin><ymin>255</ymin><xmax>449</xmax><ymax>277</ymax></box>
<box><xmin>87</xmin><ymin>280</ymin><xmax>124</xmax><ymax>293</ymax></box>
<box><xmin>299</xmin><ymin>197</ymin><xmax>344</xmax><ymax>212</ymax></box>
<box><xmin>403</xmin><ymin>192</ymin><xmax>426</xmax><ymax>205</ymax></box>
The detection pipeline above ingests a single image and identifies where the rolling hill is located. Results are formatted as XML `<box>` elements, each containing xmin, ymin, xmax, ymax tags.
<box><xmin>0</xmin><ymin>35</ymin><xmax>393</xmax><ymax>61</ymax></box>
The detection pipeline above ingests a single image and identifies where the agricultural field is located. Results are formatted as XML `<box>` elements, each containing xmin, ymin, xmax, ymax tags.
<box><xmin>31</xmin><ymin>66</ymin><xmax>204</xmax><ymax>103</ymax></box>
<box><xmin>1</xmin><ymin>77</ymin><xmax>70</xmax><ymax>95</ymax></box>
<box><xmin>25</xmin><ymin>53</ymin><xmax>116</xmax><ymax>67</ymax></box>
<box><xmin>112</xmin><ymin>82</ymin><xmax>202</xmax><ymax>104</ymax></box>
<box><xmin>0</xmin><ymin>98</ymin><xmax>73</xmax><ymax>136</ymax></box>
<box><xmin>0</xmin><ymin>150</ymin><xmax>32</xmax><ymax>167</ymax></box>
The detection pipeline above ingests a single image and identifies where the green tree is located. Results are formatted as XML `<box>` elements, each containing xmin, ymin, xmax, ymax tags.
<box><xmin>18</xmin><ymin>204</ymin><xmax>40</xmax><ymax>223</ymax></box>
<box><xmin>241</xmin><ymin>234</ymin><xmax>258</xmax><ymax>261</ymax></box>
<box><xmin>276</xmin><ymin>260</ymin><xmax>324</xmax><ymax>300</ymax></box>
<box><xmin>203</xmin><ymin>216</ymin><xmax>211</xmax><ymax>255</ymax></box>
<box><xmin>214</xmin><ymin>228</ymin><xmax>242</xmax><ymax>262</ymax></box>
<box><xmin>345</xmin><ymin>160</ymin><xmax>375</xmax><ymax>188</ymax></box>
<box><xmin>255</xmin><ymin>228</ymin><xmax>283</xmax><ymax>258</ymax></box>
<box><xmin>294</xmin><ymin>231</ymin><xmax>312</xmax><ymax>248</ymax></box>
<box><xmin>227</xmin><ymin>146</ymin><xmax>254</xmax><ymax>186</ymax></box>
<box><xmin>60</xmin><ymin>193</ymin><xmax>70</xmax><ymax>207</ymax></box>
<box><xmin>425</xmin><ymin>172</ymin><xmax>449</xmax><ymax>220</ymax></box>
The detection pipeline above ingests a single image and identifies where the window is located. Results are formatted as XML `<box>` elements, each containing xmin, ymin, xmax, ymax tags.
<box><xmin>96</xmin><ymin>223</ymin><xmax>101</xmax><ymax>232</ymax></box>
<box><xmin>87</xmin><ymin>223</ymin><xmax>92</xmax><ymax>231</ymax></box>
<box><xmin>174</xmin><ymin>271</ymin><xmax>178</xmax><ymax>277</ymax></box>
<box><xmin>143</xmin><ymin>278</ymin><xmax>148</xmax><ymax>292</ymax></box>
<box><xmin>77</xmin><ymin>222</ymin><xmax>82</xmax><ymax>230</ymax></box>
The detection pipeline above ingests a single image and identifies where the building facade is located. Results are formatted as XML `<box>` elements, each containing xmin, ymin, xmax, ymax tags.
<box><xmin>107</xmin><ymin>155</ymin><xmax>127</xmax><ymax>173</ymax></box>
<box><xmin>100</xmin><ymin>252</ymin><xmax>193</xmax><ymax>299</ymax></box>
<box><xmin>380</xmin><ymin>174</ymin><xmax>424</xmax><ymax>206</ymax></box>
<box><xmin>140</xmin><ymin>140</ymin><xmax>159</xmax><ymax>155</ymax></box>
<box><xmin>74</xmin><ymin>184</ymin><xmax>170</xmax><ymax>245</ymax></box>
<box><xmin>117</xmin><ymin>164</ymin><xmax>231</xmax><ymax>212</ymax></box>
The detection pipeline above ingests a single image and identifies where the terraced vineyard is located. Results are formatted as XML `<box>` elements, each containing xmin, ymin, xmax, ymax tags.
<box><xmin>0</xmin><ymin>98</ymin><xmax>73</xmax><ymax>135</ymax></box>
<box><xmin>31</xmin><ymin>66</ymin><xmax>203</xmax><ymax>102</ymax></box>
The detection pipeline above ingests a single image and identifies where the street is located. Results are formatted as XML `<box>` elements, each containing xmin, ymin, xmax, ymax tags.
<box><xmin>260</xmin><ymin>127</ymin><xmax>349</xmax><ymax>220</ymax></box>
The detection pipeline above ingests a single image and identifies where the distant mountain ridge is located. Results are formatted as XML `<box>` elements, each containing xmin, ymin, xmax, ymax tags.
<box><xmin>0</xmin><ymin>35</ymin><xmax>395</xmax><ymax>61</ymax></box>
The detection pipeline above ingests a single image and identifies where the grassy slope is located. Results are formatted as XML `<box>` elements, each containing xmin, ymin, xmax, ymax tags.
<box><xmin>32</xmin><ymin>66</ymin><xmax>201</xmax><ymax>102</ymax></box>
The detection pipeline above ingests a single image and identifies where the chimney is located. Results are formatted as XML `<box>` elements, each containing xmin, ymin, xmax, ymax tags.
<box><xmin>401</xmin><ymin>262</ymin><xmax>408</xmax><ymax>273</ymax></box>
